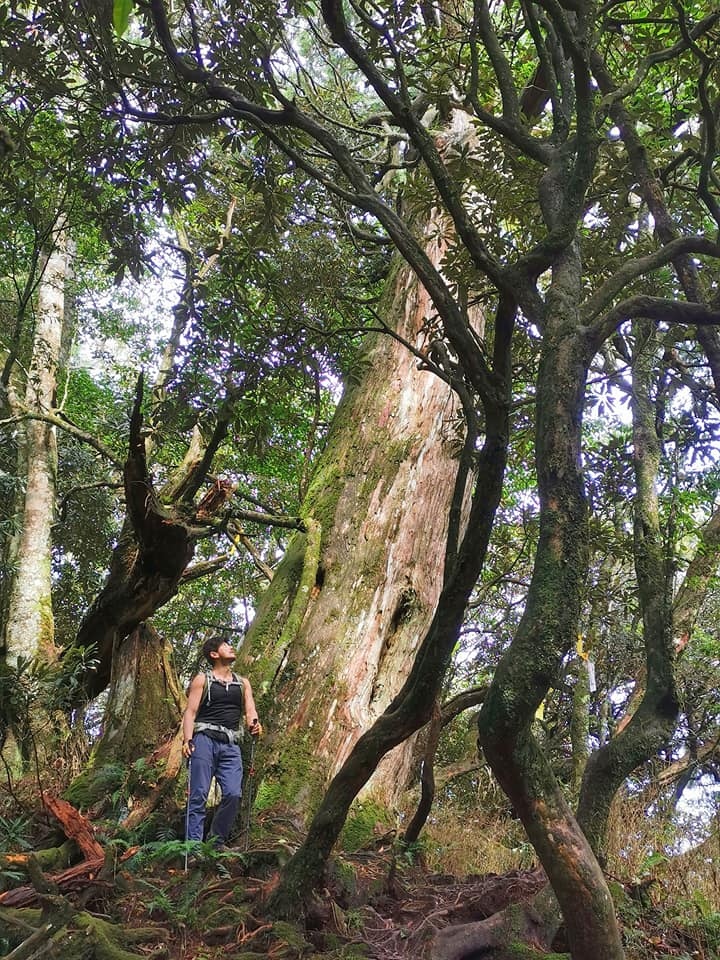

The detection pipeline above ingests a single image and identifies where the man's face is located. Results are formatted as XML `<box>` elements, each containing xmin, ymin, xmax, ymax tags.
<box><xmin>212</xmin><ymin>641</ymin><xmax>236</xmax><ymax>661</ymax></box>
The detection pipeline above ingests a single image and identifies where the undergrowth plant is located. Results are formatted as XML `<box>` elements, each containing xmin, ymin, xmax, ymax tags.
<box><xmin>125</xmin><ymin>838</ymin><xmax>246</xmax><ymax>872</ymax></box>
<box><xmin>0</xmin><ymin>646</ymin><xmax>98</xmax><ymax>795</ymax></box>
<box><xmin>144</xmin><ymin>880</ymin><xmax>200</xmax><ymax>926</ymax></box>
<box><xmin>0</xmin><ymin>814</ymin><xmax>33</xmax><ymax>852</ymax></box>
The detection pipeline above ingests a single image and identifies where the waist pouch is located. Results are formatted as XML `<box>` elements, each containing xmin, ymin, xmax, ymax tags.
<box><xmin>194</xmin><ymin>722</ymin><xmax>243</xmax><ymax>745</ymax></box>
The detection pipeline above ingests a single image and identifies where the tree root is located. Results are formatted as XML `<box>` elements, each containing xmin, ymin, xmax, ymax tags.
<box><xmin>68</xmin><ymin>914</ymin><xmax>166</xmax><ymax>960</ymax></box>
<box><xmin>431</xmin><ymin>888</ymin><xmax>566</xmax><ymax>960</ymax></box>
<box><xmin>1</xmin><ymin>901</ymin><xmax>166</xmax><ymax>960</ymax></box>
<box><xmin>120</xmin><ymin>732</ymin><xmax>184</xmax><ymax>831</ymax></box>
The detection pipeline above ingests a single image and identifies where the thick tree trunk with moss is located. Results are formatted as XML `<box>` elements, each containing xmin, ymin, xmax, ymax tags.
<box><xmin>243</xmin><ymin>243</ymin><xmax>478</xmax><ymax>810</ymax></box>
<box><xmin>67</xmin><ymin>623</ymin><xmax>185</xmax><ymax>814</ymax></box>
<box><xmin>264</xmin><ymin>255</ymin><xmax>512</xmax><ymax>912</ymax></box>
<box><xmin>91</xmin><ymin>622</ymin><xmax>183</xmax><ymax>765</ymax></box>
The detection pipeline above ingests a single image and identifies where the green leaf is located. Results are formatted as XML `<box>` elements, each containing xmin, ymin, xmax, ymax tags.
<box><xmin>113</xmin><ymin>0</ymin><xmax>134</xmax><ymax>37</ymax></box>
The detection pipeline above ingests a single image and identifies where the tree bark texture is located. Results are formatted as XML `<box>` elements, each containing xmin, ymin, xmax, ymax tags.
<box><xmin>3</xmin><ymin>238</ymin><xmax>70</xmax><ymax>666</ymax></box>
<box><xmin>577</xmin><ymin>324</ymin><xmax>679</xmax><ymax>859</ymax></box>
<box><xmin>244</xmin><ymin>235</ymin><xmax>478</xmax><ymax>810</ymax></box>
<box><xmin>91</xmin><ymin>622</ymin><xmax>183</xmax><ymax>766</ymax></box>
<box><xmin>265</xmin><ymin>280</ymin><xmax>511</xmax><ymax>916</ymax></box>
<box><xmin>477</xmin><ymin>223</ymin><xmax>625</xmax><ymax>958</ymax></box>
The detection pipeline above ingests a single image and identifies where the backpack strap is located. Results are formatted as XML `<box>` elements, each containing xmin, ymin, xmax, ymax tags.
<box><xmin>200</xmin><ymin>670</ymin><xmax>244</xmax><ymax>706</ymax></box>
<box><xmin>201</xmin><ymin>669</ymin><xmax>213</xmax><ymax>705</ymax></box>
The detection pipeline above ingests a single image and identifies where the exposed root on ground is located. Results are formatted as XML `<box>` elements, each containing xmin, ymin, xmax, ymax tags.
<box><xmin>340</xmin><ymin>865</ymin><xmax>550</xmax><ymax>960</ymax></box>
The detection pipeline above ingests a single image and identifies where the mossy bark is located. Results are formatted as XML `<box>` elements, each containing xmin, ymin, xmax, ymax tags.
<box><xmin>0</xmin><ymin>904</ymin><xmax>164</xmax><ymax>960</ymax></box>
<box><xmin>266</xmin><ymin>364</ymin><xmax>510</xmax><ymax>916</ymax></box>
<box><xmin>577</xmin><ymin>323</ymin><xmax>679</xmax><ymax>859</ymax></box>
<box><xmin>569</xmin><ymin>657</ymin><xmax>590</xmax><ymax>803</ymax></box>
<box><xmin>477</xmin><ymin>203</ymin><xmax>624</xmax><ymax>959</ymax></box>
<box><xmin>241</xmin><ymin>241</ymin><xmax>481</xmax><ymax>811</ymax></box>
<box><xmin>431</xmin><ymin>887</ymin><xmax>565</xmax><ymax>960</ymax></box>
<box><xmin>91</xmin><ymin>622</ymin><xmax>182</xmax><ymax>767</ymax></box>
<box><xmin>66</xmin><ymin>624</ymin><xmax>183</xmax><ymax>811</ymax></box>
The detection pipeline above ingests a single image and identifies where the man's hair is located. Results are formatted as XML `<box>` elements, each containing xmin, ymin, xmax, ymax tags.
<box><xmin>202</xmin><ymin>635</ymin><xmax>229</xmax><ymax>662</ymax></box>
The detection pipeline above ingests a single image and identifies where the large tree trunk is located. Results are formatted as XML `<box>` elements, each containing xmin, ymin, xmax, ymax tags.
<box><xmin>66</xmin><ymin>622</ymin><xmax>185</xmax><ymax>817</ymax></box>
<box><xmin>266</xmin><ymin>374</ymin><xmax>509</xmax><ymax>915</ymax></box>
<box><xmin>244</xmin><ymin>240</ymin><xmax>477</xmax><ymax>809</ymax></box>
<box><xmin>91</xmin><ymin>622</ymin><xmax>183</xmax><ymax>766</ymax></box>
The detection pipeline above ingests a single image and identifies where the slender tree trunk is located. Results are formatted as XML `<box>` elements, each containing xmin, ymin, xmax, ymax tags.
<box><xmin>403</xmin><ymin>686</ymin><xmax>486</xmax><ymax>845</ymax></box>
<box><xmin>3</xmin><ymin>237</ymin><xmax>71</xmax><ymax>666</ymax></box>
<box><xmin>577</xmin><ymin>323</ymin><xmax>679</xmax><ymax>859</ymax></box>
<box><xmin>477</xmin><ymin>223</ymin><xmax>624</xmax><ymax>958</ymax></box>
<box><xmin>72</xmin><ymin>378</ymin><xmax>228</xmax><ymax>700</ymax></box>
<box><xmin>569</xmin><ymin>655</ymin><xmax>590</xmax><ymax>803</ymax></box>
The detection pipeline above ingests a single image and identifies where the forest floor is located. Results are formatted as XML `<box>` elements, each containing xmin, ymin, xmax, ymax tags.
<box><xmin>0</xmin><ymin>806</ymin><xmax>717</xmax><ymax>960</ymax></box>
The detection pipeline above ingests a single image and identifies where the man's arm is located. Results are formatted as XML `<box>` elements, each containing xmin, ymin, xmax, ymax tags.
<box><xmin>243</xmin><ymin>678</ymin><xmax>262</xmax><ymax>736</ymax></box>
<box><xmin>182</xmin><ymin>673</ymin><xmax>206</xmax><ymax>757</ymax></box>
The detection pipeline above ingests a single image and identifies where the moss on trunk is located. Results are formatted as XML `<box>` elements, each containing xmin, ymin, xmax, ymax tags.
<box><xmin>240</xmin><ymin>249</ymin><xmax>482</xmax><ymax>814</ymax></box>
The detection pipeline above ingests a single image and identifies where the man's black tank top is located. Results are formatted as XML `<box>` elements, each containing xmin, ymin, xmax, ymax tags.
<box><xmin>196</xmin><ymin>675</ymin><xmax>244</xmax><ymax>730</ymax></box>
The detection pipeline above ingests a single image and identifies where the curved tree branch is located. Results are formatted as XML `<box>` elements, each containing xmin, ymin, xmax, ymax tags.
<box><xmin>583</xmin><ymin>237</ymin><xmax>720</xmax><ymax>330</ymax></box>
<box><xmin>403</xmin><ymin>685</ymin><xmax>487</xmax><ymax>845</ymax></box>
<box><xmin>590</xmin><ymin>295</ymin><xmax>720</xmax><ymax>347</ymax></box>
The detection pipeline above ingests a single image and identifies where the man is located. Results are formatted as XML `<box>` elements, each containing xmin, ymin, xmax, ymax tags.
<box><xmin>182</xmin><ymin>636</ymin><xmax>262</xmax><ymax>848</ymax></box>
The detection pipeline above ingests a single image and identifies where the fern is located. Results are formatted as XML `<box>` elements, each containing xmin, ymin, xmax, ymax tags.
<box><xmin>125</xmin><ymin>839</ymin><xmax>192</xmax><ymax>869</ymax></box>
<box><xmin>139</xmin><ymin>879</ymin><xmax>199</xmax><ymax>926</ymax></box>
<box><xmin>0</xmin><ymin>814</ymin><xmax>33</xmax><ymax>852</ymax></box>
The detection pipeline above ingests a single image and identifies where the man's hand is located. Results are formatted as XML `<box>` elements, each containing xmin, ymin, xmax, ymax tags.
<box><xmin>249</xmin><ymin>719</ymin><xmax>263</xmax><ymax>737</ymax></box>
<box><xmin>182</xmin><ymin>739</ymin><xmax>195</xmax><ymax>759</ymax></box>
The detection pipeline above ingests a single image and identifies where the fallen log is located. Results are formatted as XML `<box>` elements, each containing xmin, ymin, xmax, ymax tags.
<box><xmin>42</xmin><ymin>795</ymin><xmax>103</xmax><ymax>860</ymax></box>
<box><xmin>0</xmin><ymin>859</ymin><xmax>104</xmax><ymax>908</ymax></box>
<box><xmin>0</xmin><ymin>841</ymin><xmax>77</xmax><ymax>874</ymax></box>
